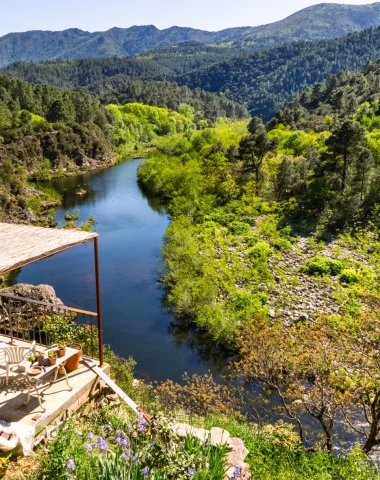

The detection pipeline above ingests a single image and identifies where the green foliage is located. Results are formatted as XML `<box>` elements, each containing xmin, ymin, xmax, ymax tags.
<box><xmin>302</xmin><ymin>256</ymin><xmax>344</xmax><ymax>276</ymax></box>
<box><xmin>206</xmin><ymin>416</ymin><xmax>378</xmax><ymax>480</ymax></box>
<box><xmin>36</xmin><ymin>414</ymin><xmax>228</xmax><ymax>480</ymax></box>
<box><xmin>340</xmin><ymin>268</ymin><xmax>360</xmax><ymax>284</ymax></box>
<box><xmin>247</xmin><ymin>242</ymin><xmax>273</xmax><ymax>261</ymax></box>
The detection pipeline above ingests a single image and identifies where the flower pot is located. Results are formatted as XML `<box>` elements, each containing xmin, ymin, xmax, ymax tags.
<box><xmin>37</xmin><ymin>356</ymin><xmax>45</xmax><ymax>366</ymax></box>
<box><xmin>65</xmin><ymin>343</ymin><xmax>82</xmax><ymax>372</ymax></box>
<box><xmin>49</xmin><ymin>357</ymin><xmax>57</xmax><ymax>365</ymax></box>
<box><xmin>58</xmin><ymin>348</ymin><xmax>66</xmax><ymax>357</ymax></box>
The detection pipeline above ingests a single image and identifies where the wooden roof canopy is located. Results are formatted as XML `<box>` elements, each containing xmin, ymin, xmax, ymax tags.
<box><xmin>0</xmin><ymin>222</ymin><xmax>98</xmax><ymax>274</ymax></box>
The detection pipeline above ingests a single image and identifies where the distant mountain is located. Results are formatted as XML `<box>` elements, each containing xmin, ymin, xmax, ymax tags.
<box><xmin>224</xmin><ymin>2</ymin><xmax>380</xmax><ymax>49</ymax></box>
<box><xmin>2</xmin><ymin>3</ymin><xmax>380</xmax><ymax>66</ymax></box>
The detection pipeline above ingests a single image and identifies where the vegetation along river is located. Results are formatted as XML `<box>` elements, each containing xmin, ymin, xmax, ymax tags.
<box><xmin>13</xmin><ymin>159</ymin><xmax>221</xmax><ymax>382</ymax></box>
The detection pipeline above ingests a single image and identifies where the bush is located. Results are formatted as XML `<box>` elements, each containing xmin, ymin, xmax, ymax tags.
<box><xmin>229</xmin><ymin>221</ymin><xmax>251</xmax><ymax>235</ymax></box>
<box><xmin>247</xmin><ymin>242</ymin><xmax>273</xmax><ymax>261</ymax></box>
<box><xmin>340</xmin><ymin>269</ymin><xmax>360</xmax><ymax>284</ymax></box>
<box><xmin>302</xmin><ymin>256</ymin><xmax>343</xmax><ymax>276</ymax></box>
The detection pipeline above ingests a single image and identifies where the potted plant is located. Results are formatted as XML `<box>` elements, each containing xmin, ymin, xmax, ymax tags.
<box><xmin>58</xmin><ymin>342</ymin><xmax>66</xmax><ymax>357</ymax></box>
<box><xmin>28</xmin><ymin>355</ymin><xmax>37</xmax><ymax>364</ymax></box>
<box><xmin>65</xmin><ymin>343</ymin><xmax>82</xmax><ymax>372</ymax></box>
<box><xmin>37</xmin><ymin>352</ymin><xmax>45</xmax><ymax>366</ymax></box>
<box><xmin>48</xmin><ymin>350</ymin><xmax>57</xmax><ymax>365</ymax></box>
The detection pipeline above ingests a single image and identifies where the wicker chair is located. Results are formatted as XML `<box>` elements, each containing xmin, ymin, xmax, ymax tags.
<box><xmin>3</xmin><ymin>341</ymin><xmax>36</xmax><ymax>385</ymax></box>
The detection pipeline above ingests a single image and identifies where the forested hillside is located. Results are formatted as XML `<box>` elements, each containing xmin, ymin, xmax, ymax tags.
<box><xmin>270</xmin><ymin>61</ymin><xmax>380</xmax><ymax>130</ymax></box>
<box><xmin>2</xmin><ymin>3</ymin><xmax>380</xmax><ymax>66</ymax></box>
<box><xmin>9</xmin><ymin>25</ymin><xmax>380</xmax><ymax>122</ymax></box>
<box><xmin>2</xmin><ymin>43</ymin><xmax>243</xmax><ymax>88</ymax></box>
<box><xmin>2</xmin><ymin>45</ymin><xmax>249</xmax><ymax>121</ymax></box>
<box><xmin>177</xmin><ymin>26</ymin><xmax>380</xmax><ymax>119</ymax></box>
<box><xmin>0</xmin><ymin>74</ymin><xmax>204</xmax><ymax>224</ymax></box>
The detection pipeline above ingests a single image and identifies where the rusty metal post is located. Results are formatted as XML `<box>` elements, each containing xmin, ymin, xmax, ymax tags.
<box><xmin>94</xmin><ymin>237</ymin><xmax>104</xmax><ymax>366</ymax></box>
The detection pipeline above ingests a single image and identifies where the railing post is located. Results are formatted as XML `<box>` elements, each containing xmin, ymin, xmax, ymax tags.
<box><xmin>7</xmin><ymin>298</ymin><xmax>13</xmax><ymax>344</ymax></box>
<box><xmin>94</xmin><ymin>237</ymin><xmax>104</xmax><ymax>366</ymax></box>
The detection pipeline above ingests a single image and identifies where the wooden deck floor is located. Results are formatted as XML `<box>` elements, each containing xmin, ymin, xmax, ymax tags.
<box><xmin>0</xmin><ymin>336</ymin><xmax>109</xmax><ymax>439</ymax></box>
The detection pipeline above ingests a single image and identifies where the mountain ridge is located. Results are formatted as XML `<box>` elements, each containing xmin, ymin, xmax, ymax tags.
<box><xmin>2</xmin><ymin>3</ymin><xmax>380</xmax><ymax>66</ymax></box>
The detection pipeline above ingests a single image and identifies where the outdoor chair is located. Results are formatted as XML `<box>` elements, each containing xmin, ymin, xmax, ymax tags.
<box><xmin>3</xmin><ymin>341</ymin><xmax>36</xmax><ymax>385</ymax></box>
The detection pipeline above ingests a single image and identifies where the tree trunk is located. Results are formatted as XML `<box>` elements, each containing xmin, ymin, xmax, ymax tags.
<box><xmin>342</xmin><ymin>148</ymin><xmax>348</xmax><ymax>192</ymax></box>
<box><xmin>255</xmin><ymin>166</ymin><xmax>260</xmax><ymax>196</ymax></box>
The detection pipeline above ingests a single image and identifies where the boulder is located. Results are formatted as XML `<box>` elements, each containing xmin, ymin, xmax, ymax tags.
<box><xmin>0</xmin><ymin>284</ymin><xmax>63</xmax><ymax>305</ymax></box>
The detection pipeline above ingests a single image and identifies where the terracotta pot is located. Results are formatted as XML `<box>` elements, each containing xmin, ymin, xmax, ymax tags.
<box><xmin>37</xmin><ymin>355</ymin><xmax>45</xmax><ymax>366</ymax></box>
<box><xmin>58</xmin><ymin>348</ymin><xmax>66</xmax><ymax>357</ymax></box>
<box><xmin>49</xmin><ymin>357</ymin><xmax>57</xmax><ymax>365</ymax></box>
<box><xmin>65</xmin><ymin>343</ymin><xmax>82</xmax><ymax>372</ymax></box>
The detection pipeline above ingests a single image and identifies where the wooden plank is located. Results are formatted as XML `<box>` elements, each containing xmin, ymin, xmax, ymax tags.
<box><xmin>82</xmin><ymin>357</ymin><xmax>140</xmax><ymax>414</ymax></box>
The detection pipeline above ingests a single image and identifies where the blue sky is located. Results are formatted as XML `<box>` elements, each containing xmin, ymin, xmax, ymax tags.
<box><xmin>0</xmin><ymin>0</ymin><xmax>375</xmax><ymax>36</ymax></box>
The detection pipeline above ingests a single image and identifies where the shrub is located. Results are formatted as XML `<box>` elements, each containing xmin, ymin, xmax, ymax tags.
<box><xmin>340</xmin><ymin>269</ymin><xmax>360</xmax><ymax>284</ymax></box>
<box><xmin>302</xmin><ymin>256</ymin><xmax>343</xmax><ymax>276</ymax></box>
<box><xmin>229</xmin><ymin>221</ymin><xmax>251</xmax><ymax>235</ymax></box>
<box><xmin>247</xmin><ymin>242</ymin><xmax>273</xmax><ymax>261</ymax></box>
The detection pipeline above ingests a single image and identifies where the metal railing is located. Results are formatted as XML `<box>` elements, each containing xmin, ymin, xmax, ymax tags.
<box><xmin>0</xmin><ymin>293</ymin><xmax>100</xmax><ymax>360</ymax></box>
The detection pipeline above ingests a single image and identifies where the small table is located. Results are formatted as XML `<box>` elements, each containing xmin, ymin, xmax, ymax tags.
<box><xmin>24</xmin><ymin>347</ymin><xmax>78</xmax><ymax>411</ymax></box>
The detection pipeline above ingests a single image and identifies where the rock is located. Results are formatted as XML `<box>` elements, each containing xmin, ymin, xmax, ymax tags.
<box><xmin>132</xmin><ymin>379</ymin><xmax>140</xmax><ymax>388</ymax></box>
<box><xmin>269</xmin><ymin>309</ymin><xmax>276</xmax><ymax>319</ymax></box>
<box><xmin>227</xmin><ymin>437</ymin><xmax>249</xmax><ymax>459</ymax></box>
<box><xmin>0</xmin><ymin>283</ymin><xmax>64</xmax><ymax>305</ymax></box>
<box><xmin>210</xmin><ymin>427</ymin><xmax>230</xmax><ymax>446</ymax></box>
<box><xmin>173</xmin><ymin>423</ymin><xmax>209</xmax><ymax>442</ymax></box>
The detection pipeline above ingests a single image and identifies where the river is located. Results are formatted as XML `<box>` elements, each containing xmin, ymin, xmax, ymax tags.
<box><xmin>13</xmin><ymin>159</ymin><xmax>222</xmax><ymax>382</ymax></box>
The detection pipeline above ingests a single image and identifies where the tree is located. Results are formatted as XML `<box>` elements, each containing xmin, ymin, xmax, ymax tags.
<box><xmin>325</xmin><ymin>119</ymin><xmax>367</xmax><ymax>192</ymax></box>
<box><xmin>232</xmin><ymin>317</ymin><xmax>342</xmax><ymax>452</ymax></box>
<box><xmin>239</xmin><ymin>117</ymin><xmax>278</xmax><ymax>195</ymax></box>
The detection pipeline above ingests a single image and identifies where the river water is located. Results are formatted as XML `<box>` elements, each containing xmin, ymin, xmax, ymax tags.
<box><xmin>14</xmin><ymin>159</ymin><xmax>221</xmax><ymax>382</ymax></box>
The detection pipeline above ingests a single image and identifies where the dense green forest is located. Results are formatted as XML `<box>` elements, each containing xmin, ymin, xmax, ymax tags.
<box><xmin>177</xmin><ymin>26</ymin><xmax>380</xmax><ymax>119</ymax></box>
<box><xmin>9</xmin><ymin>25</ymin><xmax>380</xmax><ymax>122</ymax></box>
<box><xmin>2</xmin><ymin>2</ymin><xmax>380</xmax><ymax>66</ymax></box>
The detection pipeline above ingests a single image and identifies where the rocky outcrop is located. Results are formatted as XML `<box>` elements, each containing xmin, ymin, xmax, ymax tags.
<box><xmin>173</xmin><ymin>423</ymin><xmax>250</xmax><ymax>479</ymax></box>
<box><xmin>0</xmin><ymin>284</ymin><xmax>63</xmax><ymax>305</ymax></box>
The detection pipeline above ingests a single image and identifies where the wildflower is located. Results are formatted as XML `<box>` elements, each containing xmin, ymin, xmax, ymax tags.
<box><xmin>85</xmin><ymin>443</ymin><xmax>92</xmax><ymax>453</ymax></box>
<box><xmin>116</xmin><ymin>437</ymin><xmax>122</xmax><ymax>446</ymax></box>
<box><xmin>127</xmin><ymin>423</ymin><xmax>132</xmax><ymax>430</ymax></box>
<box><xmin>87</xmin><ymin>432</ymin><xmax>93</xmax><ymax>440</ymax></box>
<box><xmin>122</xmin><ymin>450</ymin><xmax>131</xmax><ymax>462</ymax></box>
<box><xmin>93</xmin><ymin>443</ymin><xmax>98</xmax><ymax>449</ymax></box>
<box><xmin>66</xmin><ymin>459</ymin><xmax>75</xmax><ymax>474</ymax></box>
<box><xmin>120</xmin><ymin>437</ymin><xmax>129</xmax><ymax>447</ymax></box>
<box><xmin>234</xmin><ymin>466</ymin><xmax>241</xmax><ymax>477</ymax></box>
<box><xmin>188</xmin><ymin>467</ymin><xmax>194</xmax><ymax>476</ymax></box>
<box><xmin>142</xmin><ymin>466</ymin><xmax>150</xmax><ymax>478</ymax></box>
<box><xmin>138</xmin><ymin>423</ymin><xmax>146</xmax><ymax>433</ymax></box>
<box><xmin>116</xmin><ymin>430</ymin><xmax>121</xmax><ymax>438</ymax></box>
<box><xmin>133</xmin><ymin>454</ymin><xmax>139</xmax><ymax>463</ymax></box>
<box><xmin>97</xmin><ymin>436</ymin><xmax>108</xmax><ymax>453</ymax></box>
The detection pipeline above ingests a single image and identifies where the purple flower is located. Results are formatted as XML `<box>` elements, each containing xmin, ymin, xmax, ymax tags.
<box><xmin>116</xmin><ymin>437</ymin><xmax>122</xmax><ymax>446</ymax></box>
<box><xmin>188</xmin><ymin>467</ymin><xmax>194</xmax><ymax>476</ymax></box>
<box><xmin>87</xmin><ymin>432</ymin><xmax>93</xmax><ymax>440</ymax></box>
<box><xmin>85</xmin><ymin>443</ymin><xmax>92</xmax><ymax>453</ymax></box>
<box><xmin>93</xmin><ymin>443</ymin><xmax>98</xmax><ymax>448</ymax></box>
<box><xmin>133</xmin><ymin>454</ymin><xmax>139</xmax><ymax>463</ymax></box>
<box><xmin>234</xmin><ymin>466</ymin><xmax>241</xmax><ymax>477</ymax></box>
<box><xmin>122</xmin><ymin>450</ymin><xmax>131</xmax><ymax>462</ymax></box>
<box><xmin>142</xmin><ymin>467</ymin><xmax>150</xmax><ymax>478</ymax></box>
<box><xmin>97</xmin><ymin>436</ymin><xmax>108</xmax><ymax>453</ymax></box>
<box><xmin>120</xmin><ymin>437</ymin><xmax>129</xmax><ymax>447</ymax></box>
<box><xmin>66</xmin><ymin>459</ymin><xmax>75</xmax><ymax>473</ymax></box>
<box><xmin>138</xmin><ymin>423</ymin><xmax>146</xmax><ymax>433</ymax></box>
<box><xmin>116</xmin><ymin>430</ymin><xmax>121</xmax><ymax>438</ymax></box>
